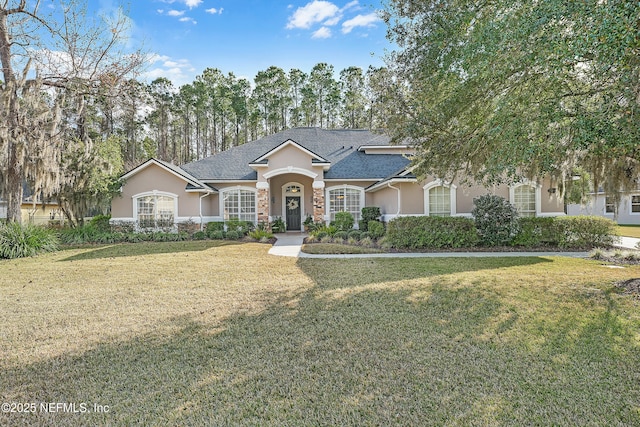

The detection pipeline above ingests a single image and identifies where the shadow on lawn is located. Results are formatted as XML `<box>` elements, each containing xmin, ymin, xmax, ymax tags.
<box><xmin>296</xmin><ymin>255</ymin><xmax>553</xmax><ymax>289</ymax></box>
<box><xmin>2</xmin><ymin>267</ymin><xmax>638</xmax><ymax>426</ymax></box>
<box><xmin>58</xmin><ymin>240</ymin><xmax>242</xmax><ymax>262</ymax></box>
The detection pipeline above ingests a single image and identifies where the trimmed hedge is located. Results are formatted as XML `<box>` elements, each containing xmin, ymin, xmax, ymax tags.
<box><xmin>511</xmin><ymin>216</ymin><xmax>617</xmax><ymax>248</ymax></box>
<box><xmin>553</xmin><ymin>216</ymin><xmax>618</xmax><ymax>248</ymax></box>
<box><xmin>386</xmin><ymin>216</ymin><xmax>480</xmax><ymax>249</ymax></box>
<box><xmin>512</xmin><ymin>217</ymin><xmax>557</xmax><ymax>247</ymax></box>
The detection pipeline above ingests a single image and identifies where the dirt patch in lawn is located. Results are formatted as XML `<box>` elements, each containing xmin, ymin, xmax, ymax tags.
<box><xmin>616</xmin><ymin>278</ymin><xmax>640</xmax><ymax>297</ymax></box>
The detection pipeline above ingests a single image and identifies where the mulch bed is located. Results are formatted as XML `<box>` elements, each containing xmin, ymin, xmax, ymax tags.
<box><xmin>616</xmin><ymin>278</ymin><xmax>640</xmax><ymax>298</ymax></box>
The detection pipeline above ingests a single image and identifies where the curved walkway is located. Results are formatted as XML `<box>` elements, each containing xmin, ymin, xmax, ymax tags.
<box><xmin>268</xmin><ymin>233</ymin><xmax>591</xmax><ymax>259</ymax></box>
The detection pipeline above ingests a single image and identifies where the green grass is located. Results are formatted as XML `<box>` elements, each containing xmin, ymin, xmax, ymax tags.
<box><xmin>617</xmin><ymin>225</ymin><xmax>640</xmax><ymax>239</ymax></box>
<box><xmin>1</xmin><ymin>241</ymin><xmax>640</xmax><ymax>425</ymax></box>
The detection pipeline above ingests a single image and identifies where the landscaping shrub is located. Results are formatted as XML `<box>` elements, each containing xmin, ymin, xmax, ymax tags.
<box><xmin>367</xmin><ymin>220</ymin><xmax>385</xmax><ymax>239</ymax></box>
<box><xmin>333</xmin><ymin>231</ymin><xmax>348</xmax><ymax>241</ymax></box>
<box><xmin>386</xmin><ymin>216</ymin><xmax>479</xmax><ymax>249</ymax></box>
<box><xmin>206</xmin><ymin>221</ymin><xmax>225</xmax><ymax>233</ymax></box>
<box><xmin>360</xmin><ymin>231</ymin><xmax>372</xmax><ymax>240</ymax></box>
<box><xmin>192</xmin><ymin>231</ymin><xmax>207</xmax><ymax>240</ymax></box>
<box><xmin>0</xmin><ymin>222</ymin><xmax>59</xmax><ymax>259</ymax></box>
<box><xmin>270</xmin><ymin>217</ymin><xmax>286</xmax><ymax>233</ymax></box>
<box><xmin>359</xmin><ymin>206</ymin><xmax>381</xmax><ymax>231</ymax></box>
<box><xmin>315</xmin><ymin>231</ymin><xmax>328</xmax><ymax>239</ymax></box>
<box><xmin>225</xmin><ymin>230</ymin><xmax>243</xmax><ymax>240</ymax></box>
<box><xmin>512</xmin><ymin>217</ymin><xmax>557</xmax><ymax>247</ymax></box>
<box><xmin>331</xmin><ymin>211</ymin><xmax>354</xmax><ymax>231</ymax></box>
<box><xmin>249</xmin><ymin>229</ymin><xmax>274</xmax><ymax>241</ymax></box>
<box><xmin>347</xmin><ymin>230</ymin><xmax>362</xmax><ymax>241</ymax></box>
<box><xmin>208</xmin><ymin>230</ymin><xmax>225</xmax><ymax>240</ymax></box>
<box><xmin>472</xmin><ymin>194</ymin><xmax>520</xmax><ymax>246</ymax></box>
<box><xmin>359</xmin><ymin>236</ymin><xmax>375</xmax><ymax>248</ymax></box>
<box><xmin>311</xmin><ymin>224</ymin><xmax>338</xmax><ymax>238</ymax></box>
<box><xmin>89</xmin><ymin>214</ymin><xmax>112</xmax><ymax>232</ymax></box>
<box><xmin>225</xmin><ymin>219</ymin><xmax>254</xmax><ymax>235</ymax></box>
<box><xmin>553</xmin><ymin>216</ymin><xmax>617</xmax><ymax>248</ymax></box>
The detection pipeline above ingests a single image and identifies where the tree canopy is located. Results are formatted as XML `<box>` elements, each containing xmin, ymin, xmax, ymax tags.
<box><xmin>0</xmin><ymin>0</ymin><xmax>143</xmax><ymax>223</ymax></box>
<box><xmin>381</xmin><ymin>0</ymin><xmax>640</xmax><ymax>195</ymax></box>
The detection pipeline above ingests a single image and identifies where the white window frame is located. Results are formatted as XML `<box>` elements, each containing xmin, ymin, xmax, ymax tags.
<box><xmin>423</xmin><ymin>180</ymin><xmax>457</xmax><ymax>216</ymax></box>
<box><xmin>219</xmin><ymin>186</ymin><xmax>257</xmax><ymax>223</ymax></box>
<box><xmin>133</xmin><ymin>191</ymin><xmax>178</xmax><ymax>229</ymax></box>
<box><xmin>604</xmin><ymin>196</ymin><xmax>616</xmax><ymax>216</ymax></box>
<box><xmin>630</xmin><ymin>195</ymin><xmax>640</xmax><ymax>215</ymax></box>
<box><xmin>509</xmin><ymin>182</ymin><xmax>541</xmax><ymax>217</ymax></box>
<box><xmin>326</xmin><ymin>185</ymin><xmax>364</xmax><ymax>222</ymax></box>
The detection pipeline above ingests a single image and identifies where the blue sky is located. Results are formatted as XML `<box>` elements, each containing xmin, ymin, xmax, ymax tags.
<box><xmin>104</xmin><ymin>0</ymin><xmax>392</xmax><ymax>86</ymax></box>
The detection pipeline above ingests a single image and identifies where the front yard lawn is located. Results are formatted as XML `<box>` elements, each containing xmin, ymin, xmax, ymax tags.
<box><xmin>1</xmin><ymin>241</ymin><xmax>640</xmax><ymax>425</ymax></box>
<box><xmin>617</xmin><ymin>224</ymin><xmax>640</xmax><ymax>239</ymax></box>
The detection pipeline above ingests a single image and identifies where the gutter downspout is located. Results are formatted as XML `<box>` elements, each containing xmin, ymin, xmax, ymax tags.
<box><xmin>387</xmin><ymin>182</ymin><xmax>401</xmax><ymax>220</ymax></box>
<box><xmin>199</xmin><ymin>191</ymin><xmax>214</xmax><ymax>230</ymax></box>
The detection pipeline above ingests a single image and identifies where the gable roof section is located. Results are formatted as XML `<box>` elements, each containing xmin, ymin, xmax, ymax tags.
<box><xmin>121</xmin><ymin>158</ymin><xmax>217</xmax><ymax>192</ymax></box>
<box><xmin>250</xmin><ymin>139</ymin><xmax>330</xmax><ymax>165</ymax></box>
<box><xmin>181</xmin><ymin>127</ymin><xmax>411</xmax><ymax>181</ymax></box>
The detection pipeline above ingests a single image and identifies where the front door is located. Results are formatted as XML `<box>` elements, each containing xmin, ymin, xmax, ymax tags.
<box><xmin>285</xmin><ymin>196</ymin><xmax>301</xmax><ymax>231</ymax></box>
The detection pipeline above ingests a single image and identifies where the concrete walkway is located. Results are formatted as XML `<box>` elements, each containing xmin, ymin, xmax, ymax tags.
<box><xmin>615</xmin><ymin>236</ymin><xmax>640</xmax><ymax>250</ymax></box>
<box><xmin>268</xmin><ymin>233</ymin><xmax>589</xmax><ymax>259</ymax></box>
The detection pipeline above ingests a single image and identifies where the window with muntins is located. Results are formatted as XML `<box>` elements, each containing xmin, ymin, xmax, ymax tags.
<box><xmin>137</xmin><ymin>195</ymin><xmax>175</xmax><ymax>228</ymax></box>
<box><xmin>223</xmin><ymin>189</ymin><xmax>256</xmax><ymax>221</ymax></box>
<box><xmin>428</xmin><ymin>186</ymin><xmax>451</xmax><ymax>216</ymax></box>
<box><xmin>328</xmin><ymin>187</ymin><xmax>362</xmax><ymax>220</ymax></box>
<box><xmin>605</xmin><ymin>196</ymin><xmax>615</xmax><ymax>214</ymax></box>
<box><xmin>513</xmin><ymin>185</ymin><xmax>536</xmax><ymax>217</ymax></box>
<box><xmin>632</xmin><ymin>195</ymin><xmax>640</xmax><ymax>213</ymax></box>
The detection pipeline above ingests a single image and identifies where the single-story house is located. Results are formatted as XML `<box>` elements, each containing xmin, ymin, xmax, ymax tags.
<box><xmin>110</xmin><ymin>127</ymin><xmax>565</xmax><ymax>230</ymax></box>
<box><xmin>567</xmin><ymin>192</ymin><xmax>640</xmax><ymax>224</ymax></box>
<box><xmin>0</xmin><ymin>184</ymin><xmax>64</xmax><ymax>225</ymax></box>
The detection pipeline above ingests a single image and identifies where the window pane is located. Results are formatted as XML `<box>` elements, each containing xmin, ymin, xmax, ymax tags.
<box><xmin>137</xmin><ymin>195</ymin><xmax>175</xmax><ymax>228</ymax></box>
<box><xmin>429</xmin><ymin>186</ymin><xmax>451</xmax><ymax>216</ymax></box>
<box><xmin>328</xmin><ymin>188</ymin><xmax>361</xmax><ymax>221</ymax></box>
<box><xmin>514</xmin><ymin>185</ymin><xmax>536</xmax><ymax>217</ymax></box>
<box><xmin>605</xmin><ymin>197</ymin><xmax>615</xmax><ymax>214</ymax></box>
<box><xmin>632</xmin><ymin>195</ymin><xmax>640</xmax><ymax>213</ymax></box>
<box><xmin>224</xmin><ymin>190</ymin><xmax>255</xmax><ymax>221</ymax></box>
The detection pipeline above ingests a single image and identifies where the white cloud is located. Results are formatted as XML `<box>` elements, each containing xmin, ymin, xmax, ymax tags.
<box><xmin>142</xmin><ymin>54</ymin><xmax>195</xmax><ymax>86</ymax></box>
<box><xmin>205</xmin><ymin>8</ymin><xmax>223</xmax><ymax>15</ymax></box>
<box><xmin>342</xmin><ymin>1</ymin><xmax>360</xmax><ymax>11</ymax></box>
<box><xmin>341</xmin><ymin>12</ymin><xmax>380</xmax><ymax>34</ymax></box>
<box><xmin>312</xmin><ymin>27</ymin><xmax>332</xmax><ymax>39</ymax></box>
<box><xmin>183</xmin><ymin>0</ymin><xmax>202</xmax><ymax>8</ymax></box>
<box><xmin>167</xmin><ymin>10</ymin><xmax>184</xmax><ymax>17</ymax></box>
<box><xmin>286</xmin><ymin>1</ymin><xmax>340</xmax><ymax>29</ymax></box>
<box><xmin>179</xmin><ymin>17</ymin><xmax>197</xmax><ymax>24</ymax></box>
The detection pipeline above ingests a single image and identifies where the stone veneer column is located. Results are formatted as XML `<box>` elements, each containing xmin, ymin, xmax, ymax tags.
<box><xmin>256</xmin><ymin>182</ymin><xmax>270</xmax><ymax>225</ymax></box>
<box><xmin>312</xmin><ymin>181</ymin><xmax>325</xmax><ymax>224</ymax></box>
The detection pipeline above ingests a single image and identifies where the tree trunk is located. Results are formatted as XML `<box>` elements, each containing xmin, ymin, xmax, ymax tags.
<box><xmin>6</xmin><ymin>144</ymin><xmax>23</xmax><ymax>223</ymax></box>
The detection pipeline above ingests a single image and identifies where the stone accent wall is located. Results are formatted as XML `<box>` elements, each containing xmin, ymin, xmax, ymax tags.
<box><xmin>313</xmin><ymin>187</ymin><xmax>325</xmax><ymax>223</ymax></box>
<box><xmin>257</xmin><ymin>188</ymin><xmax>270</xmax><ymax>225</ymax></box>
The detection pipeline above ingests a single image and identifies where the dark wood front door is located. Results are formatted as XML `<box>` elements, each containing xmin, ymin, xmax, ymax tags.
<box><xmin>285</xmin><ymin>196</ymin><xmax>301</xmax><ymax>231</ymax></box>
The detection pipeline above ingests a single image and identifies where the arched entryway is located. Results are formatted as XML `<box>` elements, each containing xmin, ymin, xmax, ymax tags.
<box><xmin>282</xmin><ymin>182</ymin><xmax>304</xmax><ymax>231</ymax></box>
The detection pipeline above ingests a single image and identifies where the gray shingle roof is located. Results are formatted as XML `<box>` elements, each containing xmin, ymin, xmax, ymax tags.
<box><xmin>180</xmin><ymin>128</ymin><xmax>410</xmax><ymax>181</ymax></box>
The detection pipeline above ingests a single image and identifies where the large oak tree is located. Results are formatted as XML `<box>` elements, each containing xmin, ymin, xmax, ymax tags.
<box><xmin>381</xmin><ymin>0</ymin><xmax>639</xmax><ymax>196</ymax></box>
<box><xmin>0</xmin><ymin>0</ymin><xmax>143</xmax><ymax>223</ymax></box>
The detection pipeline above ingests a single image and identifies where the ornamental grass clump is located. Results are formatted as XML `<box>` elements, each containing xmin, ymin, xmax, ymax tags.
<box><xmin>0</xmin><ymin>222</ymin><xmax>59</xmax><ymax>259</ymax></box>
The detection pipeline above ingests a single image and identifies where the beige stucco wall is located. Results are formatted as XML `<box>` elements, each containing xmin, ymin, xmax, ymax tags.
<box><xmin>256</xmin><ymin>144</ymin><xmax>326</xmax><ymax>182</ymax></box>
<box><xmin>267</xmin><ymin>174</ymin><xmax>314</xmax><ymax>218</ymax></box>
<box><xmin>367</xmin><ymin>177</ymin><xmax>565</xmax><ymax>218</ymax></box>
<box><xmin>111</xmin><ymin>163</ymin><xmax>202</xmax><ymax>219</ymax></box>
